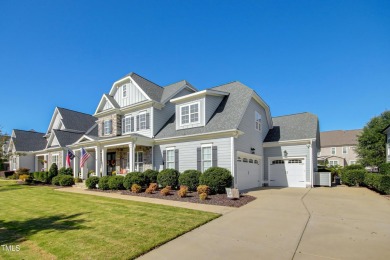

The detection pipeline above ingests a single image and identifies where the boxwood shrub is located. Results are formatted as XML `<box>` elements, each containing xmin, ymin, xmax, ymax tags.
<box><xmin>59</xmin><ymin>167</ymin><xmax>73</xmax><ymax>176</ymax></box>
<box><xmin>340</xmin><ymin>169</ymin><xmax>366</xmax><ymax>186</ymax></box>
<box><xmin>144</xmin><ymin>169</ymin><xmax>159</xmax><ymax>185</ymax></box>
<box><xmin>364</xmin><ymin>173</ymin><xmax>390</xmax><ymax>194</ymax></box>
<box><xmin>86</xmin><ymin>176</ymin><xmax>100</xmax><ymax>189</ymax></box>
<box><xmin>51</xmin><ymin>175</ymin><xmax>61</xmax><ymax>186</ymax></box>
<box><xmin>199</xmin><ymin>167</ymin><xmax>233</xmax><ymax>194</ymax></box>
<box><xmin>48</xmin><ymin>163</ymin><xmax>58</xmax><ymax>180</ymax></box>
<box><xmin>178</xmin><ymin>170</ymin><xmax>201</xmax><ymax>191</ymax></box>
<box><xmin>59</xmin><ymin>175</ymin><xmax>75</xmax><ymax>186</ymax></box>
<box><xmin>157</xmin><ymin>169</ymin><xmax>180</xmax><ymax>189</ymax></box>
<box><xmin>123</xmin><ymin>172</ymin><xmax>147</xmax><ymax>190</ymax></box>
<box><xmin>98</xmin><ymin>176</ymin><xmax>110</xmax><ymax>190</ymax></box>
<box><xmin>379</xmin><ymin>163</ymin><xmax>390</xmax><ymax>174</ymax></box>
<box><xmin>108</xmin><ymin>175</ymin><xmax>125</xmax><ymax>190</ymax></box>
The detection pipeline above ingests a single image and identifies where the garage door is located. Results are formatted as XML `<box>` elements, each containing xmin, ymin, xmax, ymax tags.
<box><xmin>269</xmin><ymin>158</ymin><xmax>306</xmax><ymax>188</ymax></box>
<box><xmin>237</xmin><ymin>156</ymin><xmax>261</xmax><ymax>190</ymax></box>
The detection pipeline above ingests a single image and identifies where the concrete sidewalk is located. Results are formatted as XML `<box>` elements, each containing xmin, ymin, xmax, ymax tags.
<box><xmin>138</xmin><ymin>187</ymin><xmax>390</xmax><ymax>260</ymax></box>
<box><xmin>56</xmin><ymin>187</ymin><xmax>235</xmax><ymax>215</ymax></box>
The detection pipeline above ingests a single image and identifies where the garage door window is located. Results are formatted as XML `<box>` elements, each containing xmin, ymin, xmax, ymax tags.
<box><xmin>288</xmin><ymin>159</ymin><xmax>302</xmax><ymax>164</ymax></box>
<box><xmin>237</xmin><ymin>157</ymin><xmax>241</xmax><ymax>162</ymax></box>
<box><xmin>249</xmin><ymin>159</ymin><xmax>253</xmax><ymax>163</ymax></box>
<box><xmin>254</xmin><ymin>160</ymin><xmax>259</xmax><ymax>164</ymax></box>
<box><xmin>243</xmin><ymin>158</ymin><xmax>248</xmax><ymax>163</ymax></box>
<box><xmin>272</xmin><ymin>160</ymin><xmax>284</xmax><ymax>164</ymax></box>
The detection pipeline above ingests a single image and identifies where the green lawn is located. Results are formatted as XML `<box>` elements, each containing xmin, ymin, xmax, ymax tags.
<box><xmin>0</xmin><ymin>180</ymin><xmax>219</xmax><ymax>259</ymax></box>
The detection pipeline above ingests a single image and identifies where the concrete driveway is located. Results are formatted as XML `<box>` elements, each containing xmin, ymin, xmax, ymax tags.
<box><xmin>139</xmin><ymin>187</ymin><xmax>390</xmax><ymax>260</ymax></box>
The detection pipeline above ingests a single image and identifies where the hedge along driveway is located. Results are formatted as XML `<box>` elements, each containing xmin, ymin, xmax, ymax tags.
<box><xmin>0</xmin><ymin>180</ymin><xmax>219</xmax><ymax>260</ymax></box>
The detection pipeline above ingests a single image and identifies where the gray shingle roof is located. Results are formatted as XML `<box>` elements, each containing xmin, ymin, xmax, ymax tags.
<box><xmin>12</xmin><ymin>130</ymin><xmax>46</xmax><ymax>151</ymax></box>
<box><xmin>104</xmin><ymin>94</ymin><xmax>120</xmax><ymax>108</ymax></box>
<box><xmin>57</xmin><ymin>107</ymin><xmax>97</xmax><ymax>133</ymax></box>
<box><xmin>127</xmin><ymin>72</ymin><xmax>164</xmax><ymax>102</ymax></box>
<box><xmin>160</xmin><ymin>80</ymin><xmax>196</xmax><ymax>103</ymax></box>
<box><xmin>264</xmin><ymin>113</ymin><xmax>319</xmax><ymax>142</ymax></box>
<box><xmin>155</xmin><ymin>81</ymin><xmax>254</xmax><ymax>139</ymax></box>
<box><xmin>53</xmin><ymin>130</ymin><xmax>85</xmax><ymax>147</ymax></box>
<box><xmin>320</xmin><ymin>129</ymin><xmax>362</xmax><ymax>147</ymax></box>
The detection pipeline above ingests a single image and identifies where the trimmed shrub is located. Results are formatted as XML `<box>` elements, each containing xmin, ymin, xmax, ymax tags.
<box><xmin>38</xmin><ymin>171</ymin><xmax>49</xmax><ymax>183</ymax></box>
<box><xmin>148</xmin><ymin>183</ymin><xmax>158</xmax><ymax>191</ymax></box>
<box><xmin>341</xmin><ymin>169</ymin><xmax>366</xmax><ymax>186</ymax></box>
<box><xmin>179</xmin><ymin>170</ymin><xmax>201</xmax><ymax>191</ymax></box>
<box><xmin>199</xmin><ymin>167</ymin><xmax>233</xmax><ymax>194</ymax></box>
<box><xmin>344</xmin><ymin>164</ymin><xmax>365</xmax><ymax>171</ymax></box>
<box><xmin>144</xmin><ymin>169</ymin><xmax>159</xmax><ymax>184</ymax></box>
<box><xmin>9</xmin><ymin>173</ymin><xmax>19</xmax><ymax>180</ymax></box>
<box><xmin>86</xmin><ymin>176</ymin><xmax>100</xmax><ymax>189</ymax></box>
<box><xmin>52</xmin><ymin>175</ymin><xmax>61</xmax><ymax>186</ymax></box>
<box><xmin>197</xmin><ymin>185</ymin><xmax>210</xmax><ymax>195</ymax></box>
<box><xmin>160</xmin><ymin>187</ymin><xmax>170</xmax><ymax>196</ymax></box>
<box><xmin>178</xmin><ymin>186</ymin><xmax>188</xmax><ymax>198</ymax></box>
<box><xmin>123</xmin><ymin>172</ymin><xmax>147</xmax><ymax>190</ymax></box>
<box><xmin>379</xmin><ymin>163</ymin><xmax>390</xmax><ymax>174</ymax></box>
<box><xmin>199</xmin><ymin>193</ymin><xmax>208</xmax><ymax>200</ymax></box>
<box><xmin>33</xmin><ymin>172</ymin><xmax>40</xmax><ymax>181</ymax></box>
<box><xmin>108</xmin><ymin>175</ymin><xmax>125</xmax><ymax>190</ymax></box>
<box><xmin>59</xmin><ymin>167</ymin><xmax>73</xmax><ymax>176</ymax></box>
<box><xmin>59</xmin><ymin>175</ymin><xmax>74</xmax><ymax>186</ymax></box>
<box><xmin>364</xmin><ymin>173</ymin><xmax>390</xmax><ymax>194</ymax></box>
<box><xmin>145</xmin><ymin>187</ymin><xmax>153</xmax><ymax>194</ymax></box>
<box><xmin>48</xmin><ymin>163</ymin><xmax>59</xmax><ymax>180</ymax></box>
<box><xmin>98</xmin><ymin>176</ymin><xmax>110</xmax><ymax>190</ymax></box>
<box><xmin>157</xmin><ymin>169</ymin><xmax>180</xmax><ymax>189</ymax></box>
<box><xmin>131</xmin><ymin>184</ymin><xmax>142</xmax><ymax>193</ymax></box>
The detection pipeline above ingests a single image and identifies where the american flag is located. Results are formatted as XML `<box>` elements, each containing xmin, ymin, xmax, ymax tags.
<box><xmin>66</xmin><ymin>149</ymin><xmax>75</xmax><ymax>168</ymax></box>
<box><xmin>80</xmin><ymin>148</ymin><xmax>91</xmax><ymax>168</ymax></box>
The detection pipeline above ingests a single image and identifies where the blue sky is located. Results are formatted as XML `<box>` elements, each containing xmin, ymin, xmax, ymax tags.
<box><xmin>0</xmin><ymin>0</ymin><xmax>389</xmax><ymax>135</ymax></box>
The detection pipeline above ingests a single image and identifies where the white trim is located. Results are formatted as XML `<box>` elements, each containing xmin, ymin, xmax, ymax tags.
<box><xmin>255</xmin><ymin>111</ymin><xmax>261</xmax><ymax>131</ymax></box>
<box><xmin>122</xmin><ymin>84</ymin><xmax>127</xmax><ymax>98</ymax></box>
<box><xmin>267</xmin><ymin>155</ymin><xmax>307</xmax><ymax>187</ymax></box>
<box><xmin>165</xmin><ymin>147</ymin><xmax>175</xmax><ymax>169</ymax></box>
<box><xmin>170</xmin><ymin>89</ymin><xmax>229</xmax><ymax>104</ymax></box>
<box><xmin>342</xmin><ymin>146</ymin><xmax>348</xmax><ymax>154</ymax></box>
<box><xmin>161</xmin><ymin>84</ymin><xmax>198</xmax><ymax>104</ymax></box>
<box><xmin>201</xmin><ymin>143</ymin><xmax>213</xmax><ymax>172</ymax></box>
<box><xmin>331</xmin><ymin>147</ymin><xmax>336</xmax><ymax>155</ymax></box>
<box><xmin>329</xmin><ymin>160</ymin><xmax>339</xmax><ymax>166</ymax></box>
<box><xmin>154</xmin><ymin>129</ymin><xmax>242</xmax><ymax>144</ymax></box>
<box><xmin>309</xmin><ymin>140</ymin><xmax>313</xmax><ymax>187</ymax></box>
<box><xmin>231</xmin><ymin>137</ymin><xmax>235</xmax><ymax>186</ymax></box>
<box><xmin>138</xmin><ymin>111</ymin><xmax>147</xmax><ymax>130</ymax></box>
<box><xmin>46</xmin><ymin>107</ymin><xmax>62</xmax><ymax>135</ymax></box>
<box><xmin>179</xmin><ymin>101</ymin><xmax>200</xmax><ymax>126</ymax></box>
<box><xmin>263</xmin><ymin>138</ymin><xmax>315</xmax><ymax>147</ymax></box>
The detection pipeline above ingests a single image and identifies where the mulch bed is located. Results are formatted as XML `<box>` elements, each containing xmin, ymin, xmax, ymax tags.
<box><xmin>92</xmin><ymin>189</ymin><xmax>256</xmax><ymax>208</ymax></box>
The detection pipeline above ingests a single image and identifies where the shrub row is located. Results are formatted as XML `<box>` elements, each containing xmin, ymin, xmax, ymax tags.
<box><xmin>86</xmin><ymin>167</ymin><xmax>233</xmax><ymax>194</ymax></box>
<box><xmin>364</xmin><ymin>173</ymin><xmax>390</xmax><ymax>195</ymax></box>
<box><xmin>52</xmin><ymin>175</ymin><xmax>75</xmax><ymax>186</ymax></box>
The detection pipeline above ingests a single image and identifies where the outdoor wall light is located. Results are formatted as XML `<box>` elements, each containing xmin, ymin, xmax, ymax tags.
<box><xmin>250</xmin><ymin>147</ymin><xmax>255</xmax><ymax>154</ymax></box>
<box><xmin>284</xmin><ymin>150</ymin><xmax>288</xmax><ymax>157</ymax></box>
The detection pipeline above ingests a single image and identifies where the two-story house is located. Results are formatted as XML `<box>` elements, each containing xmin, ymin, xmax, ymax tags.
<box><xmin>318</xmin><ymin>129</ymin><xmax>362</xmax><ymax>167</ymax></box>
<box><xmin>383</xmin><ymin>125</ymin><xmax>390</xmax><ymax>163</ymax></box>
<box><xmin>68</xmin><ymin>72</ymin><xmax>320</xmax><ymax>189</ymax></box>
<box><xmin>8</xmin><ymin>107</ymin><xmax>96</xmax><ymax>172</ymax></box>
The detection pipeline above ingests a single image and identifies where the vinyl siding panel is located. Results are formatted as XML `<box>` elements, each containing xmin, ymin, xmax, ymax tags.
<box><xmin>19</xmin><ymin>154</ymin><xmax>35</xmax><ymax>172</ymax></box>
<box><xmin>123</xmin><ymin>108</ymin><xmax>152</xmax><ymax>138</ymax></box>
<box><xmin>205</xmin><ymin>95</ymin><xmax>223</xmax><ymax>124</ymax></box>
<box><xmin>264</xmin><ymin>145</ymin><xmax>311</xmax><ymax>182</ymax></box>
<box><xmin>113</xmin><ymin>82</ymin><xmax>148</xmax><ymax>107</ymax></box>
<box><xmin>154</xmin><ymin>137</ymin><xmax>232</xmax><ymax>173</ymax></box>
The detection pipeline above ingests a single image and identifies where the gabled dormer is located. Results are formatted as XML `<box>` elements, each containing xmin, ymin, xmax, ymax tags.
<box><xmin>170</xmin><ymin>90</ymin><xmax>229</xmax><ymax>130</ymax></box>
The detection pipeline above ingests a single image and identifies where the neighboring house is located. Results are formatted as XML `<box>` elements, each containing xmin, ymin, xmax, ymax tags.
<box><xmin>66</xmin><ymin>72</ymin><xmax>320</xmax><ymax>189</ymax></box>
<box><xmin>383</xmin><ymin>125</ymin><xmax>390</xmax><ymax>163</ymax></box>
<box><xmin>8</xmin><ymin>107</ymin><xmax>97</xmax><ymax>172</ymax></box>
<box><xmin>318</xmin><ymin>129</ymin><xmax>362</xmax><ymax>167</ymax></box>
<box><xmin>1</xmin><ymin>135</ymin><xmax>10</xmax><ymax>170</ymax></box>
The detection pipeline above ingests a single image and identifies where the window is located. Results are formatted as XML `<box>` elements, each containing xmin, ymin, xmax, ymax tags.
<box><xmin>104</xmin><ymin>120</ymin><xmax>112</xmax><ymax>135</ymax></box>
<box><xmin>166</xmin><ymin>148</ymin><xmax>175</xmax><ymax>169</ymax></box>
<box><xmin>181</xmin><ymin>103</ymin><xmax>199</xmax><ymax>125</ymax></box>
<box><xmin>255</xmin><ymin>111</ymin><xmax>261</xmax><ymax>131</ymax></box>
<box><xmin>331</xmin><ymin>147</ymin><xmax>336</xmax><ymax>155</ymax></box>
<box><xmin>249</xmin><ymin>159</ymin><xmax>254</xmax><ymax>163</ymax></box>
<box><xmin>272</xmin><ymin>160</ymin><xmax>284</xmax><ymax>164</ymax></box>
<box><xmin>201</xmin><ymin>145</ymin><xmax>212</xmax><ymax>172</ymax></box>
<box><xmin>12</xmin><ymin>157</ymin><xmax>16</xmax><ymax>170</ymax></box>
<box><xmin>350</xmin><ymin>161</ymin><xmax>356</xmax><ymax>165</ymax></box>
<box><xmin>288</xmin><ymin>159</ymin><xmax>302</xmax><ymax>164</ymax></box>
<box><xmin>254</xmin><ymin>160</ymin><xmax>259</xmax><ymax>164</ymax></box>
<box><xmin>329</xmin><ymin>160</ymin><xmax>339</xmax><ymax>166</ymax></box>
<box><xmin>135</xmin><ymin>152</ymin><xmax>143</xmax><ymax>172</ymax></box>
<box><xmin>243</xmin><ymin>158</ymin><xmax>248</xmax><ymax>163</ymax></box>
<box><xmin>52</xmin><ymin>154</ymin><xmax>59</xmax><ymax>165</ymax></box>
<box><xmin>237</xmin><ymin>157</ymin><xmax>242</xmax><ymax>162</ymax></box>
<box><xmin>342</xmin><ymin>146</ymin><xmax>348</xmax><ymax>154</ymax></box>
<box><xmin>122</xmin><ymin>116</ymin><xmax>131</xmax><ymax>134</ymax></box>
<box><xmin>139</xmin><ymin>113</ymin><xmax>146</xmax><ymax>130</ymax></box>
<box><xmin>122</xmin><ymin>85</ymin><xmax>127</xmax><ymax>98</ymax></box>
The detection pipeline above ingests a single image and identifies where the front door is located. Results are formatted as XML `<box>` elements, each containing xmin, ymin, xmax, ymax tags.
<box><xmin>107</xmin><ymin>152</ymin><xmax>116</xmax><ymax>175</ymax></box>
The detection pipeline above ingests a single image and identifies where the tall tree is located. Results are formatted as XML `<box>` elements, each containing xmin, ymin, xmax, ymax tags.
<box><xmin>356</xmin><ymin>110</ymin><xmax>390</xmax><ymax>167</ymax></box>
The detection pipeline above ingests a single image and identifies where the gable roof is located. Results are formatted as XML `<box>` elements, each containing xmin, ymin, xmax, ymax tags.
<box><xmin>155</xmin><ymin>81</ymin><xmax>257</xmax><ymax>139</ymax></box>
<box><xmin>52</xmin><ymin>130</ymin><xmax>85</xmax><ymax>147</ymax></box>
<box><xmin>11</xmin><ymin>130</ymin><xmax>46</xmax><ymax>152</ymax></box>
<box><xmin>264</xmin><ymin>113</ymin><xmax>319</xmax><ymax>142</ymax></box>
<box><xmin>57</xmin><ymin>107</ymin><xmax>97</xmax><ymax>133</ymax></box>
<box><xmin>320</xmin><ymin>129</ymin><xmax>362</xmax><ymax>147</ymax></box>
<box><xmin>160</xmin><ymin>80</ymin><xmax>197</xmax><ymax>103</ymax></box>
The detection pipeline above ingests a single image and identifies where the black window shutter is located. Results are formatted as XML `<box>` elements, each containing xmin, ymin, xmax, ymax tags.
<box><xmin>136</xmin><ymin>115</ymin><xmax>140</xmax><ymax>131</ymax></box>
<box><xmin>146</xmin><ymin>113</ymin><xmax>150</xmax><ymax>129</ymax></box>
<box><xmin>130</xmin><ymin>117</ymin><xmax>134</xmax><ymax>132</ymax></box>
<box><xmin>197</xmin><ymin>147</ymin><xmax>201</xmax><ymax>171</ymax></box>
<box><xmin>109</xmin><ymin>119</ymin><xmax>113</xmax><ymax>134</ymax></box>
<box><xmin>122</xmin><ymin>117</ymin><xmax>125</xmax><ymax>134</ymax></box>
<box><xmin>101</xmin><ymin>122</ymin><xmax>104</xmax><ymax>136</ymax></box>
<box><xmin>162</xmin><ymin>150</ymin><xmax>166</xmax><ymax>170</ymax></box>
<box><xmin>212</xmin><ymin>146</ymin><xmax>218</xmax><ymax>167</ymax></box>
<box><xmin>175</xmin><ymin>149</ymin><xmax>179</xmax><ymax>171</ymax></box>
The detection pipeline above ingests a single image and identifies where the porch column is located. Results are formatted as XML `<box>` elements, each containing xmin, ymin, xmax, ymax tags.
<box><xmin>95</xmin><ymin>146</ymin><xmax>101</xmax><ymax>177</ymax></box>
<box><xmin>81</xmin><ymin>160</ymin><xmax>88</xmax><ymax>180</ymax></box>
<box><xmin>101</xmin><ymin>147</ymin><xmax>107</xmax><ymax>176</ymax></box>
<box><xmin>44</xmin><ymin>155</ymin><xmax>48</xmax><ymax>171</ymax></box>
<box><xmin>73</xmin><ymin>149</ymin><xmax>80</xmax><ymax>178</ymax></box>
<box><xmin>128</xmin><ymin>142</ymin><xmax>134</xmax><ymax>172</ymax></box>
<box><xmin>34</xmin><ymin>156</ymin><xmax>38</xmax><ymax>172</ymax></box>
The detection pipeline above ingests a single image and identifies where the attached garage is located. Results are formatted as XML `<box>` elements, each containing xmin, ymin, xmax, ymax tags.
<box><xmin>268</xmin><ymin>158</ymin><xmax>306</xmax><ymax>188</ymax></box>
<box><xmin>236</xmin><ymin>152</ymin><xmax>262</xmax><ymax>190</ymax></box>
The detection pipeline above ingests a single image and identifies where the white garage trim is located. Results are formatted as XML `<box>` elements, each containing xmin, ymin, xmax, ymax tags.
<box><xmin>236</xmin><ymin>151</ymin><xmax>262</xmax><ymax>190</ymax></box>
<box><xmin>267</xmin><ymin>155</ymin><xmax>307</xmax><ymax>187</ymax></box>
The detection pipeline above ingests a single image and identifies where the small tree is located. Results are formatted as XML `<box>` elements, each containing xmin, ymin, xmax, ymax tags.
<box><xmin>356</xmin><ymin>110</ymin><xmax>390</xmax><ymax>167</ymax></box>
<box><xmin>48</xmin><ymin>163</ymin><xmax>59</xmax><ymax>180</ymax></box>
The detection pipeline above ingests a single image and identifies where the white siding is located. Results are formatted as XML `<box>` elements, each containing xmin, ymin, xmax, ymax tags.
<box><xmin>18</xmin><ymin>154</ymin><xmax>35</xmax><ymax>172</ymax></box>
<box><xmin>264</xmin><ymin>145</ymin><xmax>311</xmax><ymax>183</ymax></box>
<box><xmin>205</xmin><ymin>95</ymin><xmax>223</xmax><ymax>124</ymax></box>
<box><xmin>113</xmin><ymin>82</ymin><xmax>148</xmax><ymax>107</ymax></box>
<box><xmin>103</xmin><ymin>101</ymin><xmax>112</xmax><ymax>111</ymax></box>
<box><xmin>154</xmin><ymin>137</ymin><xmax>232</xmax><ymax>173</ymax></box>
